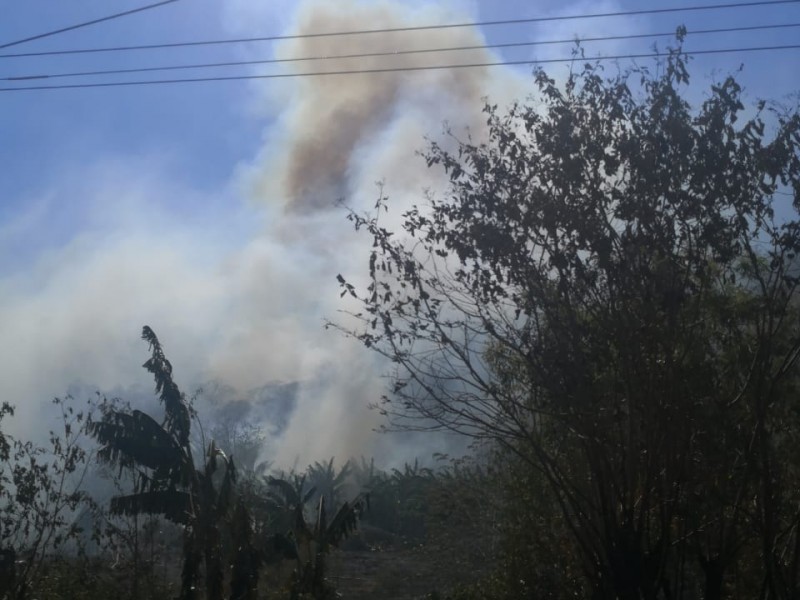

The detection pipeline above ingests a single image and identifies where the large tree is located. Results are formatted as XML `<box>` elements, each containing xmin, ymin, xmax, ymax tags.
<box><xmin>336</xmin><ymin>43</ymin><xmax>800</xmax><ymax>598</ymax></box>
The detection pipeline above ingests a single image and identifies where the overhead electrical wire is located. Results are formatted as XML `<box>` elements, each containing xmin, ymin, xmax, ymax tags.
<box><xmin>0</xmin><ymin>0</ymin><xmax>797</xmax><ymax>59</ymax></box>
<box><xmin>1</xmin><ymin>44</ymin><xmax>798</xmax><ymax>92</ymax></box>
<box><xmin>4</xmin><ymin>22</ymin><xmax>798</xmax><ymax>82</ymax></box>
<box><xmin>0</xmin><ymin>0</ymin><xmax>180</xmax><ymax>50</ymax></box>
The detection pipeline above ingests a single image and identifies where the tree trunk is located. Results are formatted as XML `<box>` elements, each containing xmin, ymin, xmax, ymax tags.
<box><xmin>180</xmin><ymin>527</ymin><xmax>200</xmax><ymax>600</ymax></box>
<box><xmin>204</xmin><ymin>525</ymin><xmax>223</xmax><ymax>600</ymax></box>
<box><xmin>699</xmin><ymin>555</ymin><xmax>724</xmax><ymax>600</ymax></box>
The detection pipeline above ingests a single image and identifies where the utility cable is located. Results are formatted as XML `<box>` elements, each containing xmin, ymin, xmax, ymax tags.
<box><xmin>0</xmin><ymin>0</ymin><xmax>797</xmax><ymax>58</ymax></box>
<box><xmin>1</xmin><ymin>44</ymin><xmax>798</xmax><ymax>92</ymax></box>
<box><xmin>4</xmin><ymin>22</ymin><xmax>798</xmax><ymax>82</ymax></box>
<box><xmin>0</xmin><ymin>0</ymin><xmax>180</xmax><ymax>50</ymax></box>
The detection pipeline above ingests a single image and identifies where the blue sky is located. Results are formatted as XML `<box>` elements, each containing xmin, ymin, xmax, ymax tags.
<box><xmin>0</xmin><ymin>0</ymin><xmax>798</xmax><ymax>464</ymax></box>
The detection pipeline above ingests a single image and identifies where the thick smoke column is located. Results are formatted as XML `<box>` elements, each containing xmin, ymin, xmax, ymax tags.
<box><xmin>236</xmin><ymin>0</ymin><xmax>526</xmax><ymax>465</ymax></box>
<box><xmin>253</xmin><ymin>0</ymin><xmax>511</xmax><ymax>213</ymax></box>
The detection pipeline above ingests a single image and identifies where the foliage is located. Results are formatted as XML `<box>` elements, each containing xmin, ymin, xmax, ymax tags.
<box><xmin>305</xmin><ymin>458</ymin><xmax>352</xmax><ymax>512</ymax></box>
<box><xmin>266</xmin><ymin>474</ymin><xmax>369</xmax><ymax>599</ymax></box>
<box><xmin>88</xmin><ymin>327</ymin><xmax>238</xmax><ymax>600</ymax></box>
<box><xmin>337</xmin><ymin>42</ymin><xmax>800</xmax><ymax>598</ymax></box>
<box><xmin>0</xmin><ymin>397</ymin><xmax>97</xmax><ymax>600</ymax></box>
<box><xmin>211</xmin><ymin>415</ymin><xmax>266</xmax><ymax>476</ymax></box>
<box><xmin>347</xmin><ymin>457</ymin><xmax>437</xmax><ymax>542</ymax></box>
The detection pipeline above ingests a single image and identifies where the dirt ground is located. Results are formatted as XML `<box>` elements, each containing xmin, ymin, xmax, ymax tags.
<box><xmin>328</xmin><ymin>542</ymin><xmax>489</xmax><ymax>599</ymax></box>
<box><xmin>329</xmin><ymin>548</ymin><xmax>442</xmax><ymax>599</ymax></box>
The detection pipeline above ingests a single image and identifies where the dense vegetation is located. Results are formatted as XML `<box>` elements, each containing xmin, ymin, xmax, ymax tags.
<box><xmin>0</xmin><ymin>335</ymin><xmax>496</xmax><ymax>600</ymax></box>
<box><xmin>2</xmin><ymin>43</ymin><xmax>800</xmax><ymax>599</ymax></box>
<box><xmin>0</xmin><ymin>327</ymin><xmax>498</xmax><ymax>600</ymax></box>
<box><xmin>335</xmin><ymin>43</ymin><xmax>800</xmax><ymax>598</ymax></box>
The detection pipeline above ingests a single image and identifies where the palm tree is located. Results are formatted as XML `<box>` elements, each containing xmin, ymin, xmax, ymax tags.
<box><xmin>88</xmin><ymin>327</ymin><xmax>236</xmax><ymax>600</ymax></box>
<box><xmin>266</xmin><ymin>475</ymin><xmax>368</xmax><ymax>599</ymax></box>
<box><xmin>305</xmin><ymin>458</ymin><xmax>352</xmax><ymax>512</ymax></box>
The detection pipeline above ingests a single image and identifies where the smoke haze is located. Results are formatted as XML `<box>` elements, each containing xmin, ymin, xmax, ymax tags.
<box><xmin>0</xmin><ymin>0</ymin><xmax>526</xmax><ymax>468</ymax></box>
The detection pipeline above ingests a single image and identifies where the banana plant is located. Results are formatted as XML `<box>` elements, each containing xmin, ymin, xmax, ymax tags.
<box><xmin>88</xmin><ymin>327</ymin><xmax>237</xmax><ymax>600</ymax></box>
<box><xmin>267</xmin><ymin>475</ymin><xmax>369</xmax><ymax>599</ymax></box>
<box><xmin>306</xmin><ymin>457</ymin><xmax>352</xmax><ymax>511</ymax></box>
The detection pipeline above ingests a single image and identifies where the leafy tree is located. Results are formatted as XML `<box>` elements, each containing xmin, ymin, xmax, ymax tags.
<box><xmin>336</xmin><ymin>41</ymin><xmax>800</xmax><ymax>598</ymax></box>
<box><xmin>88</xmin><ymin>327</ymin><xmax>237</xmax><ymax>600</ymax></box>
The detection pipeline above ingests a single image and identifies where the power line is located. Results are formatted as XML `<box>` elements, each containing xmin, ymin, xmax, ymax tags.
<box><xmin>0</xmin><ymin>0</ymin><xmax>180</xmax><ymax>51</ymax></box>
<box><xmin>4</xmin><ymin>22</ymin><xmax>798</xmax><ymax>82</ymax></box>
<box><xmin>1</xmin><ymin>44</ymin><xmax>798</xmax><ymax>92</ymax></box>
<box><xmin>1</xmin><ymin>0</ymin><xmax>797</xmax><ymax>59</ymax></box>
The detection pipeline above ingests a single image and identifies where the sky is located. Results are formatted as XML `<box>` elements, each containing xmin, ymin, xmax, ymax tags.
<box><xmin>0</xmin><ymin>0</ymin><xmax>798</xmax><ymax>467</ymax></box>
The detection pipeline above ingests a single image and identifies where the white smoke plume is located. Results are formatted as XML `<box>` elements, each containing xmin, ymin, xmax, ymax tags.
<box><xmin>0</xmin><ymin>0</ymin><xmax>526</xmax><ymax>468</ymax></box>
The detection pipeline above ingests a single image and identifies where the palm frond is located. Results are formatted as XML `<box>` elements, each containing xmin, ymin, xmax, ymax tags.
<box><xmin>315</xmin><ymin>496</ymin><xmax>328</xmax><ymax>540</ymax></box>
<box><xmin>110</xmin><ymin>490</ymin><xmax>192</xmax><ymax>524</ymax></box>
<box><xmin>325</xmin><ymin>493</ymin><xmax>369</xmax><ymax>547</ymax></box>
<box><xmin>333</xmin><ymin>459</ymin><xmax>352</xmax><ymax>487</ymax></box>
<box><xmin>302</xmin><ymin>485</ymin><xmax>317</xmax><ymax>506</ymax></box>
<box><xmin>267</xmin><ymin>475</ymin><xmax>310</xmax><ymax>508</ymax></box>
